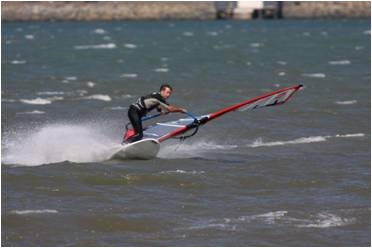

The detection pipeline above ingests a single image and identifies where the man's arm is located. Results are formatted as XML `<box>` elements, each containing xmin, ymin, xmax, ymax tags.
<box><xmin>157</xmin><ymin>101</ymin><xmax>186</xmax><ymax>114</ymax></box>
<box><xmin>166</xmin><ymin>105</ymin><xmax>187</xmax><ymax>113</ymax></box>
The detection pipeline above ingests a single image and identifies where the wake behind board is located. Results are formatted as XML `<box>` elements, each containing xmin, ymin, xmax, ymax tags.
<box><xmin>111</xmin><ymin>138</ymin><xmax>160</xmax><ymax>160</ymax></box>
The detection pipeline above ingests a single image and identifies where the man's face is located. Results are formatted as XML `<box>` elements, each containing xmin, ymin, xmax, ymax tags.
<box><xmin>160</xmin><ymin>87</ymin><xmax>172</xmax><ymax>99</ymax></box>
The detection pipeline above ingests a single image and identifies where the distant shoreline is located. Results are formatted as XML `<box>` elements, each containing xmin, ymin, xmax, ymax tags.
<box><xmin>1</xmin><ymin>1</ymin><xmax>370</xmax><ymax>22</ymax></box>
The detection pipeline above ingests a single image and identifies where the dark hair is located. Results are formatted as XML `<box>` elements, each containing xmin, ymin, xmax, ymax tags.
<box><xmin>160</xmin><ymin>84</ymin><xmax>172</xmax><ymax>92</ymax></box>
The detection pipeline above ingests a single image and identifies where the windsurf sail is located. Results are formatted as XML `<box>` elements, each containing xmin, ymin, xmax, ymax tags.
<box><xmin>126</xmin><ymin>84</ymin><xmax>303</xmax><ymax>143</ymax></box>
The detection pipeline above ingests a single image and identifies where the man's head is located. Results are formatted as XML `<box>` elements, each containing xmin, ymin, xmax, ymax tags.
<box><xmin>160</xmin><ymin>84</ymin><xmax>173</xmax><ymax>99</ymax></box>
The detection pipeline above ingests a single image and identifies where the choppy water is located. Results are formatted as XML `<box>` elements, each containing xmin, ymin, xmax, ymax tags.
<box><xmin>2</xmin><ymin>20</ymin><xmax>370</xmax><ymax>246</ymax></box>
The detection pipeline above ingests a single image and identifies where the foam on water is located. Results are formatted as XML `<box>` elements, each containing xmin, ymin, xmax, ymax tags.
<box><xmin>328</xmin><ymin>60</ymin><xmax>351</xmax><ymax>65</ymax></box>
<box><xmin>186</xmin><ymin>211</ymin><xmax>289</xmax><ymax>231</ymax></box>
<box><xmin>74</xmin><ymin>43</ymin><xmax>116</xmax><ymax>50</ymax></box>
<box><xmin>83</xmin><ymin>94</ymin><xmax>112</xmax><ymax>102</ymax></box>
<box><xmin>248</xmin><ymin>133</ymin><xmax>365</xmax><ymax>148</ymax></box>
<box><xmin>109</xmin><ymin>106</ymin><xmax>127</xmax><ymax>110</ymax></box>
<box><xmin>65</xmin><ymin>76</ymin><xmax>77</xmax><ymax>81</ymax></box>
<box><xmin>11</xmin><ymin>60</ymin><xmax>27</xmax><ymax>64</ymax></box>
<box><xmin>302</xmin><ymin>73</ymin><xmax>326</xmax><ymax>78</ymax></box>
<box><xmin>335</xmin><ymin>133</ymin><xmax>365</xmax><ymax>138</ymax></box>
<box><xmin>297</xmin><ymin>212</ymin><xmax>355</xmax><ymax>228</ymax></box>
<box><xmin>335</xmin><ymin>100</ymin><xmax>357</xmax><ymax>105</ymax></box>
<box><xmin>86</xmin><ymin>81</ymin><xmax>96</xmax><ymax>88</ymax></box>
<box><xmin>25</xmin><ymin>34</ymin><xmax>34</xmax><ymax>40</ymax></box>
<box><xmin>20</xmin><ymin>97</ymin><xmax>52</xmax><ymax>105</ymax></box>
<box><xmin>185</xmin><ymin>210</ymin><xmax>355</xmax><ymax>231</ymax></box>
<box><xmin>276</xmin><ymin>61</ymin><xmax>287</xmax><ymax>65</ymax></box>
<box><xmin>93</xmin><ymin>28</ymin><xmax>106</xmax><ymax>35</ymax></box>
<box><xmin>37</xmin><ymin>91</ymin><xmax>65</xmax><ymax>96</ymax></box>
<box><xmin>248</xmin><ymin>136</ymin><xmax>327</xmax><ymax>148</ymax></box>
<box><xmin>20</xmin><ymin>96</ymin><xmax>64</xmax><ymax>105</ymax></box>
<box><xmin>159</xmin><ymin>170</ymin><xmax>205</xmax><ymax>175</ymax></box>
<box><xmin>16</xmin><ymin>110</ymin><xmax>45</xmax><ymax>115</ymax></box>
<box><xmin>123</xmin><ymin>43</ymin><xmax>137</xmax><ymax>49</ymax></box>
<box><xmin>154</xmin><ymin>68</ymin><xmax>169</xmax><ymax>73</ymax></box>
<box><xmin>11</xmin><ymin>209</ymin><xmax>58</xmax><ymax>215</ymax></box>
<box><xmin>120</xmin><ymin>73</ymin><xmax>138</xmax><ymax>78</ymax></box>
<box><xmin>2</xmin><ymin>123</ymin><xmax>119</xmax><ymax>166</ymax></box>
<box><xmin>250</xmin><ymin>42</ymin><xmax>262</xmax><ymax>48</ymax></box>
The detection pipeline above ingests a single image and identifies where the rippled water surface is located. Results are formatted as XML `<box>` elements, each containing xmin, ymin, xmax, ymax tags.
<box><xmin>2</xmin><ymin>20</ymin><xmax>370</xmax><ymax>246</ymax></box>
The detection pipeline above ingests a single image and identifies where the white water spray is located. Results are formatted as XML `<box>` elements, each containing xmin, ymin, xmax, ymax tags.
<box><xmin>2</xmin><ymin>123</ymin><xmax>121</xmax><ymax>166</ymax></box>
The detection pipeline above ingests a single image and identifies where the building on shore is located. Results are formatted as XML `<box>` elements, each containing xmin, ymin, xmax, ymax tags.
<box><xmin>1</xmin><ymin>1</ymin><xmax>370</xmax><ymax>22</ymax></box>
<box><xmin>218</xmin><ymin>1</ymin><xmax>370</xmax><ymax>20</ymax></box>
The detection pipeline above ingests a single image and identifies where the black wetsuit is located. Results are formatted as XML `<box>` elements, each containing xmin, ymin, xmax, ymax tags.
<box><xmin>127</xmin><ymin>92</ymin><xmax>169</xmax><ymax>143</ymax></box>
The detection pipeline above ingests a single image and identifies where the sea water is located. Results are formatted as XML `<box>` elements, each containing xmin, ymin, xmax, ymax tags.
<box><xmin>2</xmin><ymin>20</ymin><xmax>370</xmax><ymax>246</ymax></box>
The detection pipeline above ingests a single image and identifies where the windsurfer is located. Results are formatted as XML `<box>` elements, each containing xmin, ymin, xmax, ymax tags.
<box><xmin>126</xmin><ymin>84</ymin><xmax>187</xmax><ymax>143</ymax></box>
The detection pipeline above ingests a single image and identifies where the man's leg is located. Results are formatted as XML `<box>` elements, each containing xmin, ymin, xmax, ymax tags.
<box><xmin>127</xmin><ymin>107</ymin><xmax>143</xmax><ymax>143</ymax></box>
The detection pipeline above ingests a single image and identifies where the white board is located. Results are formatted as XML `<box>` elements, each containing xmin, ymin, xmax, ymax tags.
<box><xmin>111</xmin><ymin>138</ymin><xmax>160</xmax><ymax>160</ymax></box>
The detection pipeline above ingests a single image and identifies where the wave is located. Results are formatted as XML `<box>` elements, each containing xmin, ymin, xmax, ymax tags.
<box><xmin>120</xmin><ymin>73</ymin><xmax>138</xmax><ymax>78</ymax></box>
<box><xmin>159</xmin><ymin>170</ymin><xmax>205</xmax><ymax>175</ymax></box>
<box><xmin>335</xmin><ymin>100</ymin><xmax>357</xmax><ymax>105</ymax></box>
<box><xmin>11</xmin><ymin>60</ymin><xmax>27</xmax><ymax>64</ymax></box>
<box><xmin>65</xmin><ymin>76</ymin><xmax>77</xmax><ymax>81</ymax></box>
<box><xmin>302</xmin><ymin>73</ymin><xmax>326</xmax><ymax>78</ymax></box>
<box><xmin>11</xmin><ymin>209</ymin><xmax>58</xmax><ymax>215</ymax></box>
<box><xmin>276</xmin><ymin>61</ymin><xmax>287</xmax><ymax>65</ymax></box>
<box><xmin>86</xmin><ymin>81</ymin><xmax>96</xmax><ymax>88</ymax></box>
<box><xmin>250</xmin><ymin>42</ymin><xmax>262</xmax><ymax>48</ymax></box>
<box><xmin>16</xmin><ymin>110</ymin><xmax>45</xmax><ymax>115</ymax></box>
<box><xmin>335</xmin><ymin>133</ymin><xmax>364</xmax><ymax>138</ymax></box>
<box><xmin>93</xmin><ymin>28</ymin><xmax>106</xmax><ymax>35</ymax></box>
<box><xmin>154</xmin><ymin>68</ymin><xmax>169</xmax><ymax>73</ymax></box>
<box><xmin>109</xmin><ymin>106</ymin><xmax>127</xmax><ymax>110</ymax></box>
<box><xmin>247</xmin><ymin>133</ymin><xmax>365</xmax><ymax>148</ymax></box>
<box><xmin>19</xmin><ymin>97</ymin><xmax>63</xmax><ymax>105</ymax></box>
<box><xmin>61</xmin><ymin>76</ymin><xmax>77</xmax><ymax>84</ymax></box>
<box><xmin>328</xmin><ymin>60</ymin><xmax>351</xmax><ymax>65</ymax></box>
<box><xmin>74</xmin><ymin>43</ymin><xmax>116</xmax><ymax>50</ymax></box>
<box><xmin>296</xmin><ymin>212</ymin><xmax>355</xmax><ymax>228</ymax></box>
<box><xmin>123</xmin><ymin>43</ymin><xmax>137</xmax><ymax>49</ymax></box>
<box><xmin>237</xmin><ymin>211</ymin><xmax>288</xmax><ymax>225</ymax></box>
<box><xmin>184</xmin><ymin>210</ymin><xmax>355</xmax><ymax>231</ymax></box>
<box><xmin>25</xmin><ymin>34</ymin><xmax>34</xmax><ymax>40</ymax></box>
<box><xmin>37</xmin><ymin>91</ymin><xmax>65</xmax><ymax>96</ymax></box>
<box><xmin>83</xmin><ymin>94</ymin><xmax>112</xmax><ymax>102</ymax></box>
<box><xmin>248</xmin><ymin>136</ymin><xmax>327</xmax><ymax>148</ymax></box>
